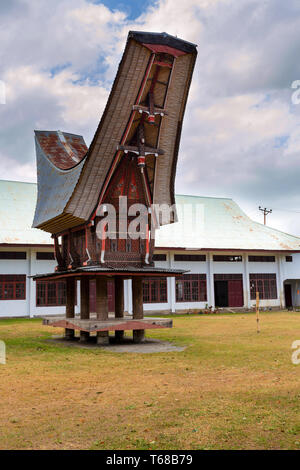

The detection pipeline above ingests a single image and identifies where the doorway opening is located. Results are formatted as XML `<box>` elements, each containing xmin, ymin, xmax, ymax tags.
<box><xmin>214</xmin><ymin>274</ymin><xmax>243</xmax><ymax>307</ymax></box>
<box><xmin>284</xmin><ymin>283</ymin><xmax>293</xmax><ymax>308</ymax></box>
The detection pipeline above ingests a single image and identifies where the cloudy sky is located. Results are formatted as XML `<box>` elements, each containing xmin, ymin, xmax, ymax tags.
<box><xmin>1</xmin><ymin>0</ymin><xmax>300</xmax><ymax>235</ymax></box>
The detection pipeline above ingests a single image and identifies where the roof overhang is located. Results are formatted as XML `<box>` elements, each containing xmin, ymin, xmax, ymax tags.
<box><xmin>154</xmin><ymin>247</ymin><xmax>300</xmax><ymax>253</ymax></box>
<box><xmin>0</xmin><ymin>243</ymin><xmax>54</xmax><ymax>248</ymax></box>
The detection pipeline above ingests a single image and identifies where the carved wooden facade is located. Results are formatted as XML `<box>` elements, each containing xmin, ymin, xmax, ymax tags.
<box><xmin>32</xmin><ymin>31</ymin><xmax>197</xmax><ymax>343</ymax></box>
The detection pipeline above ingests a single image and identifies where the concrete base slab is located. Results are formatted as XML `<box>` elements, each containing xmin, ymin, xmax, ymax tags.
<box><xmin>46</xmin><ymin>336</ymin><xmax>185</xmax><ymax>353</ymax></box>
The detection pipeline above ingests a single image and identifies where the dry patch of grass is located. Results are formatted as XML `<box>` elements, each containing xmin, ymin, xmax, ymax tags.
<box><xmin>0</xmin><ymin>312</ymin><xmax>300</xmax><ymax>449</ymax></box>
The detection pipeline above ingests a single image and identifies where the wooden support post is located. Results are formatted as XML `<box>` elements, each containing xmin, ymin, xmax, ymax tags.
<box><xmin>80</xmin><ymin>276</ymin><xmax>90</xmax><ymax>342</ymax></box>
<box><xmin>96</xmin><ymin>277</ymin><xmax>109</xmax><ymax>345</ymax></box>
<box><xmin>132</xmin><ymin>277</ymin><xmax>145</xmax><ymax>343</ymax></box>
<box><xmin>65</xmin><ymin>277</ymin><xmax>75</xmax><ymax>340</ymax></box>
<box><xmin>115</xmin><ymin>277</ymin><xmax>124</xmax><ymax>342</ymax></box>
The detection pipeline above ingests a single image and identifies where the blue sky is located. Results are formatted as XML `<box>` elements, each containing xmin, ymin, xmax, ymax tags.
<box><xmin>1</xmin><ymin>0</ymin><xmax>300</xmax><ymax>235</ymax></box>
<box><xmin>97</xmin><ymin>0</ymin><xmax>155</xmax><ymax>19</ymax></box>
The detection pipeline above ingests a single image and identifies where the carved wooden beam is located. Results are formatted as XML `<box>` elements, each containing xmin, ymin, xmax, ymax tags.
<box><xmin>117</xmin><ymin>144</ymin><xmax>164</xmax><ymax>157</ymax></box>
<box><xmin>132</xmin><ymin>104</ymin><xmax>168</xmax><ymax>117</ymax></box>
<box><xmin>153</xmin><ymin>60</ymin><xmax>172</xmax><ymax>68</ymax></box>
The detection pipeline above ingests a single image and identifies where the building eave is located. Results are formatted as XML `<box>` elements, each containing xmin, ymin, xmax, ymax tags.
<box><xmin>0</xmin><ymin>243</ymin><xmax>54</xmax><ymax>248</ymax></box>
<box><xmin>155</xmin><ymin>247</ymin><xmax>300</xmax><ymax>253</ymax></box>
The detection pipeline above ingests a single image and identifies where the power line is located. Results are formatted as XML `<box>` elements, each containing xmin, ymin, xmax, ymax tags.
<box><xmin>272</xmin><ymin>208</ymin><xmax>300</xmax><ymax>214</ymax></box>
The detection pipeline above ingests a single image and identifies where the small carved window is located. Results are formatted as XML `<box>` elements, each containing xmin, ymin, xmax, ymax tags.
<box><xmin>110</xmin><ymin>239</ymin><xmax>118</xmax><ymax>252</ymax></box>
<box><xmin>140</xmin><ymin>238</ymin><xmax>145</xmax><ymax>252</ymax></box>
<box><xmin>126</xmin><ymin>238</ymin><xmax>132</xmax><ymax>253</ymax></box>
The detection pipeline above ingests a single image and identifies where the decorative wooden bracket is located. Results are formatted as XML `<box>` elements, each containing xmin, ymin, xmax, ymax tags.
<box><xmin>52</xmin><ymin>234</ymin><xmax>66</xmax><ymax>271</ymax></box>
<box><xmin>68</xmin><ymin>230</ymin><xmax>80</xmax><ymax>269</ymax></box>
<box><xmin>83</xmin><ymin>223</ymin><xmax>94</xmax><ymax>266</ymax></box>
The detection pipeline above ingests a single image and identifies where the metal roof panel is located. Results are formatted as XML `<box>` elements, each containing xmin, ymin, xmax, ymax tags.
<box><xmin>32</xmin><ymin>135</ymin><xmax>86</xmax><ymax>228</ymax></box>
<box><xmin>155</xmin><ymin>195</ymin><xmax>300</xmax><ymax>251</ymax></box>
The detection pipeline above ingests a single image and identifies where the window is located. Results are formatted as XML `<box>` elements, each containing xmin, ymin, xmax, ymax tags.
<box><xmin>176</xmin><ymin>274</ymin><xmax>207</xmax><ymax>302</ymax></box>
<box><xmin>36</xmin><ymin>280</ymin><xmax>66</xmax><ymax>306</ymax></box>
<box><xmin>139</xmin><ymin>239</ymin><xmax>145</xmax><ymax>252</ymax></box>
<box><xmin>174</xmin><ymin>254</ymin><xmax>206</xmax><ymax>262</ymax></box>
<box><xmin>248</xmin><ymin>256</ymin><xmax>275</xmax><ymax>262</ymax></box>
<box><xmin>143</xmin><ymin>278</ymin><xmax>168</xmax><ymax>303</ymax></box>
<box><xmin>214</xmin><ymin>273</ymin><xmax>243</xmax><ymax>281</ymax></box>
<box><xmin>286</xmin><ymin>256</ymin><xmax>293</xmax><ymax>262</ymax></box>
<box><xmin>36</xmin><ymin>252</ymin><xmax>55</xmax><ymax>260</ymax></box>
<box><xmin>0</xmin><ymin>275</ymin><xmax>26</xmax><ymax>300</ymax></box>
<box><xmin>213</xmin><ymin>255</ymin><xmax>242</xmax><ymax>262</ymax></box>
<box><xmin>249</xmin><ymin>274</ymin><xmax>277</xmax><ymax>300</ymax></box>
<box><xmin>0</xmin><ymin>251</ymin><xmax>26</xmax><ymax>259</ymax></box>
<box><xmin>153</xmin><ymin>254</ymin><xmax>167</xmax><ymax>262</ymax></box>
<box><xmin>110</xmin><ymin>239</ymin><xmax>118</xmax><ymax>252</ymax></box>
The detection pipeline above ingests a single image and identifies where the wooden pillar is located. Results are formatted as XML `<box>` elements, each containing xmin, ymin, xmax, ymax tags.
<box><xmin>96</xmin><ymin>277</ymin><xmax>109</xmax><ymax>345</ymax></box>
<box><xmin>132</xmin><ymin>277</ymin><xmax>145</xmax><ymax>343</ymax></box>
<box><xmin>115</xmin><ymin>277</ymin><xmax>124</xmax><ymax>342</ymax></box>
<box><xmin>65</xmin><ymin>277</ymin><xmax>75</xmax><ymax>340</ymax></box>
<box><xmin>80</xmin><ymin>276</ymin><xmax>90</xmax><ymax>342</ymax></box>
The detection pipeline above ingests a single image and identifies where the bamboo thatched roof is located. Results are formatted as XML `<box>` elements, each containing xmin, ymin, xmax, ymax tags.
<box><xmin>33</xmin><ymin>31</ymin><xmax>197</xmax><ymax>234</ymax></box>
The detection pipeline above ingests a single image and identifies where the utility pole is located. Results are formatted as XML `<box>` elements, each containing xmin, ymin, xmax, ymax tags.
<box><xmin>259</xmin><ymin>206</ymin><xmax>272</xmax><ymax>225</ymax></box>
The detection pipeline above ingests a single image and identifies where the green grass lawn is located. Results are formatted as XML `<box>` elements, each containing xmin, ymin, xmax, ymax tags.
<box><xmin>0</xmin><ymin>311</ymin><xmax>300</xmax><ymax>450</ymax></box>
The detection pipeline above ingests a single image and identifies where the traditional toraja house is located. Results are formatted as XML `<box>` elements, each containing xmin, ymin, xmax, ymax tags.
<box><xmin>31</xmin><ymin>31</ymin><xmax>198</xmax><ymax>343</ymax></box>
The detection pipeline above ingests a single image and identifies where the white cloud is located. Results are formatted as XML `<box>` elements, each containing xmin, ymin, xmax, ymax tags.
<box><xmin>1</xmin><ymin>0</ymin><xmax>300</xmax><ymax>236</ymax></box>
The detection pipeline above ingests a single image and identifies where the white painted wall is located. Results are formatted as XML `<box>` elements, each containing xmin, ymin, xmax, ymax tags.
<box><xmin>1</xmin><ymin>247</ymin><xmax>300</xmax><ymax>317</ymax></box>
<box><xmin>0</xmin><ymin>247</ymin><xmax>79</xmax><ymax>318</ymax></box>
<box><xmin>282</xmin><ymin>253</ymin><xmax>300</xmax><ymax>280</ymax></box>
<box><xmin>141</xmin><ymin>250</ymin><xmax>290</xmax><ymax>312</ymax></box>
<box><xmin>0</xmin><ymin>247</ymin><xmax>29</xmax><ymax>317</ymax></box>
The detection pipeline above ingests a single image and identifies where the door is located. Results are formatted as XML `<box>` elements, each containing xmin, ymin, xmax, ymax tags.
<box><xmin>214</xmin><ymin>280</ymin><xmax>228</xmax><ymax>307</ymax></box>
<box><xmin>228</xmin><ymin>280</ymin><xmax>244</xmax><ymax>307</ymax></box>
<box><xmin>284</xmin><ymin>284</ymin><xmax>292</xmax><ymax>308</ymax></box>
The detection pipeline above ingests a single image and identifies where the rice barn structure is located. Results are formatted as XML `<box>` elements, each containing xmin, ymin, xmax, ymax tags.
<box><xmin>32</xmin><ymin>31</ymin><xmax>198</xmax><ymax>344</ymax></box>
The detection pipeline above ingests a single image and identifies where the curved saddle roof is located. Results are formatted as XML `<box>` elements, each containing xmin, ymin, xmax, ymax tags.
<box><xmin>33</xmin><ymin>31</ymin><xmax>197</xmax><ymax>234</ymax></box>
<box><xmin>32</xmin><ymin>131</ymin><xmax>87</xmax><ymax>229</ymax></box>
<box><xmin>35</xmin><ymin>130</ymin><xmax>87</xmax><ymax>170</ymax></box>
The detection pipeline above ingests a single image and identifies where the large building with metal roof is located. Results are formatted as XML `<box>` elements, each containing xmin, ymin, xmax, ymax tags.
<box><xmin>1</xmin><ymin>179</ymin><xmax>300</xmax><ymax>317</ymax></box>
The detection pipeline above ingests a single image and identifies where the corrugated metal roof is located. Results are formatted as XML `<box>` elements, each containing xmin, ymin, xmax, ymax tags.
<box><xmin>0</xmin><ymin>180</ymin><xmax>52</xmax><ymax>245</ymax></box>
<box><xmin>32</xmin><ymin>133</ymin><xmax>86</xmax><ymax>229</ymax></box>
<box><xmin>32</xmin><ymin>265</ymin><xmax>186</xmax><ymax>280</ymax></box>
<box><xmin>155</xmin><ymin>195</ymin><xmax>300</xmax><ymax>251</ymax></box>
<box><xmin>129</xmin><ymin>31</ymin><xmax>197</xmax><ymax>53</ymax></box>
<box><xmin>35</xmin><ymin>131</ymin><xmax>87</xmax><ymax>170</ymax></box>
<box><xmin>1</xmin><ymin>182</ymin><xmax>300</xmax><ymax>251</ymax></box>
